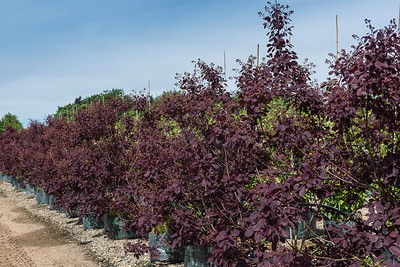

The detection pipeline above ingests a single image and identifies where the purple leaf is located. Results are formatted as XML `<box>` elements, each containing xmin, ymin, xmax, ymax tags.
<box><xmin>388</xmin><ymin>245</ymin><xmax>400</xmax><ymax>256</ymax></box>
<box><xmin>299</xmin><ymin>186</ymin><xmax>306</xmax><ymax>197</ymax></box>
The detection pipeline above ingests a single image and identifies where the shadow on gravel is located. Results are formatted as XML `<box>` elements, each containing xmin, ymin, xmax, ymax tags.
<box><xmin>10</xmin><ymin>212</ymin><xmax>34</xmax><ymax>224</ymax></box>
<box><xmin>15</xmin><ymin>228</ymin><xmax>67</xmax><ymax>248</ymax></box>
<box><xmin>8</xmin><ymin>205</ymin><xmax>76</xmax><ymax>244</ymax></box>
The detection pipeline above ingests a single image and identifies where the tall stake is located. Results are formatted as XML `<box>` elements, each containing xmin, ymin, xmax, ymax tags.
<box><xmin>336</xmin><ymin>15</ymin><xmax>339</xmax><ymax>61</ymax></box>
<box><xmin>148</xmin><ymin>81</ymin><xmax>151</xmax><ymax>109</ymax></box>
<box><xmin>224</xmin><ymin>51</ymin><xmax>226</xmax><ymax>81</ymax></box>
<box><xmin>257</xmin><ymin>44</ymin><xmax>260</xmax><ymax>66</ymax></box>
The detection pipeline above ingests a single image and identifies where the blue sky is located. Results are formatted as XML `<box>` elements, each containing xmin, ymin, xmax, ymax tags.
<box><xmin>0</xmin><ymin>0</ymin><xmax>399</xmax><ymax>127</ymax></box>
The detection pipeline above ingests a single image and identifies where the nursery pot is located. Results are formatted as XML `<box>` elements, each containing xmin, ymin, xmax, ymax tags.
<box><xmin>34</xmin><ymin>187</ymin><xmax>50</xmax><ymax>205</ymax></box>
<box><xmin>0</xmin><ymin>174</ymin><xmax>11</xmax><ymax>183</ymax></box>
<box><xmin>106</xmin><ymin>214</ymin><xmax>136</xmax><ymax>240</ymax></box>
<box><xmin>82</xmin><ymin>213</ymin><xmax>104</xmax><ymax>230</ymax></box>
<box><xmin>286</xmin><ymin>212</ymin><xmax>318</xmax><ymax>240</ymax></box>
<box><xmin>148</xmin><ymin>231</ymin><xmax>184</xmax><ymax>263</ymax></box>
<box><xmin>5</xmin><ymin>175</ymin><xmax>12</xmax><ymax>183</ymax></box>
<box><xmin>24</xmin><ymin>183</ymin><xmax>35</xmax><ymax>195</ymax></box>
<box><xmin>20</xmin><ymin>181</ymin><xmax>28</xmax><ymax>192</ymax></box>
<box><xmin>48</xmin><ymin>195</ymin><xmax>57</xmax><ymax>210</ymax></box>
<box><xmin>65</xmin><ymin>209</ymin><xmax>79</xmax><ymax>218</ymax></box>
<box><xmin>10</xmin><ymin>176</ymin><xmax>20</xmax><ymax>189</ymax></box>
<box><xmin>184</xmin><ymin>245</ymin><xmax>213</xmax><ymax>267</ymax></box>
<box><xmin>50</xmin><ymin>197</ymin><xmax>64</xmax><ymax>213</ymax></box>
<box><xmin>20</xmin><ymin>181</ymin><xmax>33</xmax><ymax>194</ymax></box>
<box><xmin>103</xmin><ymin>214</ymin><xmax>109</xmax><ymax>232</ymax></box>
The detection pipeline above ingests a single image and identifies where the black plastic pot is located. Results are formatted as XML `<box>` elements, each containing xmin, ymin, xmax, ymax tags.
<box><xmin>183</xmin><ymin>245</ymin><xmax>252</xmax><ymax>267</ymax></box>
<box><xmin>0</xmin><ymin>173</ymin><xmax>11</xmax><ymax>183</ymax></box>
<box><xmin>25</xmin><ymin>183</ymin><xmax>35</xmax><ymax>195</ymax></box>
<box><xmin>285</xmin><ymin>211</ymin><xmax>321</xmax><ymax>240</ymax></box>
<box><xmin>5</xmin><ymin>175</ymin><xmax>12</xmax><ymax>183</ymax></box>
<box><xmin>35</xmin><ymin>187</ymin><xmax>50</xmax><ymax>205</ymax></box>
<box><xmin>103</xmin><ymin>214</ymin><xmax>109</xmax><ymax>232</ymax></box>
<box><xmin>66</xmin><ymin>209</ymin><xmax>79</xmax><ymax>218</ymax></box>
<box><xmin>184</xmin><ymin>245</ymin><xmax>213</xmax><ymax>267</ymax></box>
<box><xmin>83</xmin><ymin>214</ymin><xmax>104</xmax><ymax>230</ymax></box>
<box><xmin>20</xmin><ymin>181</ymin><xmax>28</xmax><ymax>192</ymax></box>
<box><xmin>10</xmin><ymin>176</ymin><xmax>20</xmax><ymax>189</ymax></box>
<box><xmin>50</xmin><ymin>197</ymin><xmax>64</xmax><ymax>213</ymax></box>
<box><xmin>149</xmin><ymin>231</ymin><xmax>184</xmax><ymax>263</ymax></box>
<box><xmin>236</xmin><ymin>253</ymin><xmax>254</xmax><ymax>267</ymax></box>
<box><xmin>106</xmin><ymin>214</ymin><xmax>136</xmax><ymax>240</ymax></box>
<box><xmin>55</xmin><ymin>206</ymin><xmax>65</xmax><ymax>213</ymax></box>
<box><xmin>49</xmin><ymin>195</ymin><xmax>56</xmax><ymax>210</ymax></box>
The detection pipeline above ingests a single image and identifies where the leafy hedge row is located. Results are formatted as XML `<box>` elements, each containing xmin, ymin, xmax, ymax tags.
<box><xmin>1</xmin><ymin>3</ymin><xmax>400</xmax><ymax>266</ymax></box>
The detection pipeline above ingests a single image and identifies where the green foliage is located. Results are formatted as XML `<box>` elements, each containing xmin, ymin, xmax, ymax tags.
<box><xmin>322</xmin><ymin>187</ymin><xmax>369</xmax><ymax>220</ymax></box>
<box><xmin>0</xmin><ymin>113</ymin><xmax>23</xmax><ymax>132</ymax></box>
<box><xmin>152</xmin><ymin>221</ymin><xmax>169</xmax><ymax>234</ymax></box>
<box><xmin>158</xmin><ymin>116</ymin><xmax>182</xmax><ymax>138</ymax></box>
<box><xmin>114</xmin><ymin>108</ymin><xmax>143</xmax><ymax>137</ymax></box>
<box><xmin>55</xmin><ymin>89</ymin><xmax>125</xmax><ymax>119</ymax></box>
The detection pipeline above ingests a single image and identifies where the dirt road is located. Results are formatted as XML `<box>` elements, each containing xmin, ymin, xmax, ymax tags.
<box><xmin>0</xmin><ymin>190</ymin><xmax>100</xmax><ymax>267</ymax></box>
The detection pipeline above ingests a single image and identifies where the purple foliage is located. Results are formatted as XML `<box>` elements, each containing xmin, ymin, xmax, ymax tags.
<box><xmin>0</xmin><ymin>2</ymin><xmax>399</xmax><ymax>266</ymax></box>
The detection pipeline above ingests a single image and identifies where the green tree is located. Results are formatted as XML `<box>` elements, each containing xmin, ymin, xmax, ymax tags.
<box><xmin>54</xmin><ymin>88</ymin><xmax>125</xmax><ymax>119</ymax></box>
<box><xmin>0</xmin><ymin>113</ymin><xmax>23</xmax><ymax>132</ymax></box>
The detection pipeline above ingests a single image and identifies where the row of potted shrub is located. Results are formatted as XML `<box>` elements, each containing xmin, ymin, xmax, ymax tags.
<box><xmin>0</xmin><ymin>171</ymin><xmax>189</xmax><ymax>264</ymax></box>
<box><xmin>5</xmin><ymin>171</ymin><xmax>250</xmax><ymax>266</ymax></box>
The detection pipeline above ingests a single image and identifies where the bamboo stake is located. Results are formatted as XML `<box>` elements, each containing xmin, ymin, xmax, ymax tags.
<box><xmin>224</xmin><ymin>51</ymin><xmax>226</xmax><ymax>81</ymax></box>
<box><xmin>257</xmin><ymin>44</ymin><xmax>260</xmax><ymax>66</ymax></box>
<box><xmin>336</xmin><ymin>15</ymin><xmax>339</xmax><ymax>61</ymax></box>
<box><xmin>148</xmin><ymin>81</ymin><xmax>151</xmax><ymax>109</ymax></box>
<box><xmin>335</xmin><ymin>15</ymin><xmax>339</xmax><ymax>82</ymax></box>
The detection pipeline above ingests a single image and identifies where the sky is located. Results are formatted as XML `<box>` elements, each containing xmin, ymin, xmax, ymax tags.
<box><xmin>0</xmin><ymin>0</ymin><xmax>399</xmax><ymax>127</ymax></box>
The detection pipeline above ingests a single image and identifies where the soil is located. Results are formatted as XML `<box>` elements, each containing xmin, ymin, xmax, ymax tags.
<box><xmin>0</xmin><ymin>190</ymin><xmax>100</xmax><ymax>267</ymax></box>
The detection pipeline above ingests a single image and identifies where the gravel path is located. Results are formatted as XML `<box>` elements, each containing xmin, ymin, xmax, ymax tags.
<box><xmin>0</xmin><ymin>180</ymin><xmax>184</xmax><ymax>267</ymax></box>
<box><xmin>0</xmin><ymin>188</ymin><xmax>99</xmax><ymax>266</ymax></box>
<box><xmin>0</xmin><ymin>219</ymin><xmax>35</xmax><ymax>267</ymax></box>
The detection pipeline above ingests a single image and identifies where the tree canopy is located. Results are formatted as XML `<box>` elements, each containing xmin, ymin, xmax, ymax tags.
<box><xmin>0</xmin><ymin>113</ymin><xmax>23</xmax><ymax>132</ymax></box>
